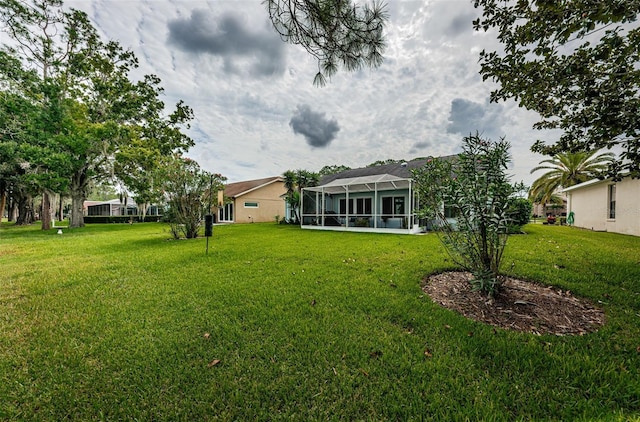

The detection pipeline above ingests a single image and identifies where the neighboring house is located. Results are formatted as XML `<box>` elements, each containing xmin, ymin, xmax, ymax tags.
<box><xmin>217</xmin><ymin>176</ymin><xmax>286</xmax><ymax>223</ymax></box>
<box><xmin>532</xmin><ymin>193</ymin><xmax>567</xmax><ymax>218</ymax></box>
<box><xmin>83</xmin><ymin>198</ymin><xmax>162</xmax><ymax>217</ymax></box>
<box><xmin>301</xmin><ymin>158</ymin><xmax>440</xmax><ymax>234</ymax></box>
<box><xmin>84</xmin><ymin>198</ymin><xmax>138</xmax><ymax>216</ymax></box>
<box><xmin>563</xmin><ymin>176</ymin><xmax>640</xmax><ymax>237</ymax></box>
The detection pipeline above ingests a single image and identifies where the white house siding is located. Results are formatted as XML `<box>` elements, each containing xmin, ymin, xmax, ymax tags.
<box><xmin>565</xmin><ymin>178</ymin><xmax>640</xmax><ymax>236</ymax></box>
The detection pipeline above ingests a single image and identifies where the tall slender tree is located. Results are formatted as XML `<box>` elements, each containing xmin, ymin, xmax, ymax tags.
<box><xmin>0</xmin><ymin>1</ymin><xmax>89</xmax><ymax>229</ymax></box>
<box><xmin>0</xmin><ymin>50</ymin><xmax>43</xmax><ymax>225</ymax></box>
<box><xmin>282</xmin><ymin>168</ymin><xmax>319</xmax><ymax>223</ymax></box>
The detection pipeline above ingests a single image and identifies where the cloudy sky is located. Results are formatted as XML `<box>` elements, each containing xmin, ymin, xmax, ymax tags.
<box><xmin>65</xmin><ymin>0</ymin><xmax>562</xmax><ymax>185</ymax></box>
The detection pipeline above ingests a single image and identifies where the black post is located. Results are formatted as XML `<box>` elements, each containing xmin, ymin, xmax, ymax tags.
<box><xmin>206</xmin><ymin>175</ymin><xmax>214</xmax><ymax>255</ymax></box>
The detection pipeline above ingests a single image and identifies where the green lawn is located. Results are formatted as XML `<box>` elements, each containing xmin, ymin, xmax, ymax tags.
<box><xmin>1</xmin><ymin>222</ymin><xmax>639</xmax><ymax>420</ymax></box>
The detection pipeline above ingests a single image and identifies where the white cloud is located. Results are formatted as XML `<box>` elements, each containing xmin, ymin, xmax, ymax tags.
<box><xmin>56</xmin><ymin>0</ymin><xmax>561</xmax><ymax>184</ymax></box>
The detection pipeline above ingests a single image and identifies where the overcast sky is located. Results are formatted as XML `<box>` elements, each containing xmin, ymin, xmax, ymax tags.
<box><xmin>65</xmin><ymin>0</ymin><xmax>563</xmax><ymax>185</ymax></box>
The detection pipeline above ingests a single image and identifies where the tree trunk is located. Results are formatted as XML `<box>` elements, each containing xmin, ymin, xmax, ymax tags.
<box><xmin>70</xmin><ymin>189</ymin><xmax>85</xmax><ymax>228</ymax></box>
<box><xmin>141</xmin><ymin>202</ymin><xmax>148</xmax><ymax>221</ymax></box>
<box><xmin>41</xmin><ymin>191</ymin><xmax>52</xmax><ymax>230</ymax></box>
<box><xmin>0</xmin><ymin>192</ymin><xmax>6</xmax><ymax>222</ymax></box>
<box><xmin>69</xmin><ymin>170</ymin><xmax>88</xmax><ymax>228</ymax></box>
<box><xmin>58</xmin><ymin>194</ymin><xmax>64</xmax><ymax>221</ymax></box>
<box><xmin>0</xmin><ymin>181</ymin><xmax>6</xmax><ymax>221</ymax></box>
<box><xmin>8</xmin><ymin>195</ymin><xmax>17</xmax><ymax>221</ymax></box>
<box><xmin>15</xmin><ymin>193</ymin><xmax>34</xmax><ymax>225</ymax></box>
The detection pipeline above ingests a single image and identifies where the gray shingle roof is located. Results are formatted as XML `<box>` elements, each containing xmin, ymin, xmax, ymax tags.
<box><xmin>319</xmin><ymin>156</ymin><xmax>455</xmax><ymax>186</ymax></box>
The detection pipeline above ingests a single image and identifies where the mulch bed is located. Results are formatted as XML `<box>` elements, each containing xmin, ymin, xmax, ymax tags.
<box><xmin>422</xmin><ymin>271</ymin><xmax>605</xmax><ymax>336</ymax></box>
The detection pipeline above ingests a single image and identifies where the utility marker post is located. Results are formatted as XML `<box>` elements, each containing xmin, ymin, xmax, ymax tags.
<box><xmin>205</xmin><ymin>174</ymin><xmax>214</xmax><ymax>255</ymax></box>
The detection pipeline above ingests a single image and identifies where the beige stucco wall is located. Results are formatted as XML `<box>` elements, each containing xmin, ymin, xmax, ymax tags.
<box><xmin>233</xmin><ymin>181</ymin><xmax>286</xmax><ymax>223</ymax></box>
<box><xmin>566</xmin><ymin>178</ymin><xmax>640</xmax><ymax>236</ymax></box>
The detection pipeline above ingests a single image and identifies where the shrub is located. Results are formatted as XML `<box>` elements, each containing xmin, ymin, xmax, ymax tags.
<box><xmin>413</xmin><ymin>133</ymin><xmax>518</xmax><ymax>297</ymax></box>
<box><xmin>159</xmin><ymin>155</ymin><xmax>225</xmax><ymax>239</ymax></box>
<box><xmin>506</xmin><ymin>197</ymin><xmax>532</xmax><ymax>232</ymax></box>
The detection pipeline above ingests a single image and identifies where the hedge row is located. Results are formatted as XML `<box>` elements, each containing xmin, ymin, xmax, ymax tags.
<box><xmin>84</xmin><ymin>215</ymin><xmax>164</xmax><ymax>224</ymax></box>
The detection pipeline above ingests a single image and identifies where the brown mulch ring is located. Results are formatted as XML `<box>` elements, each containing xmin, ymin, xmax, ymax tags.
<box><xmin>422</xmin><ymin>271</ymin><xmax>605</xmax><ymax>336</ymax></box>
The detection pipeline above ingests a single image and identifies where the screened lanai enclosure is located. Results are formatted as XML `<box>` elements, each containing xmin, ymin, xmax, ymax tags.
<box><xmin>300</xmin><ymin>173</ymin><xmax>424</xmax><ymax>234</ymax></box>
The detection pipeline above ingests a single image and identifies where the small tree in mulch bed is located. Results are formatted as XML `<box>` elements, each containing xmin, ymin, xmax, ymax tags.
<box><xmin>414</xmin><ymin>133</ymin><xmax>521</xmax><ymax>297</ymax></box>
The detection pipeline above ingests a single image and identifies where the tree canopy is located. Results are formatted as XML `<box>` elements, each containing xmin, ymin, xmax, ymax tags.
<box><xmin>0</xmin><ymin>0</ymin><xmax>196</xmax><ymax>228</ymax></box>
<box><xmin>318</xmin><ymin>164</ymin><xmax>351</xmax><ymax>176</ymax></box>
<box><xmin>367</xmin><ymin>159</ymin><xmax>404</xmax><ymax>167</ymax></box>
<box><xmin>473</xmin><ymin>0</ymin><xmax>640</xmax><ymax>179</ymax></box>
<box><xmin>265</xmin><ymin>0</ymin><xmax>388</xmax><ymax>86</ymax></box>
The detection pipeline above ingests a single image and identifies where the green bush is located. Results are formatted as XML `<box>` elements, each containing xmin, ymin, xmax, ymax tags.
<box><xmin>506</xmin><ymin>197</ymin><xmax>532</xmax><ymax>232</ymax></box>
<box><xmin>413</xmin><ymin>133</ymin><xmax>515</xmax><ymax>297</ymax></box>
<box><xmin>84</xmin><ymin>216</ymin><xmax>134</xmax><ymax>224</ymax></box>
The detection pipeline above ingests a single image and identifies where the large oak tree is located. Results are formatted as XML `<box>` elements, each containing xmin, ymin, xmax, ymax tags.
<box><xmin>0</xmin><ymin>0</ymin><xmax>194</xmax><ymax>228</ymax></box>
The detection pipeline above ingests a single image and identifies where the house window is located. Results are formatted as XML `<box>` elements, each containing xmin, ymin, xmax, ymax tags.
<box><xmin>244</xmin><ymin>202</ymin><xmax>259</xmax><ymax>208</ymax></box>
<box><xmin>356</xmin><ymin>198</ymin><xmax>372</xmax><ymax>214</ymax></box>
<box><xmin>340</xmin><ymin>197</ymin><xmax>373</xmax><ymax>215</ymax></box>
<box><xmin>88</xmin><ymin>204</ymin><xmax>110</xmax><ymax>216</ymax></box>
<box><xmin>124</xmin><ymin>206</ymin><xmax>137</xmax><ymax>216</ymax></box>
<box><xmin>382</xmin><ymin>197</ymin><xmax>392</xmax><ymax>214</ymax></box>
<box><xmin>443</xmin><ymin>205</ymin><xmax>457</xmax><ymax>219</ymax></box>
<box><xmin>608</xmin><ymin>184</ymin><xmax>616</xmax><ymax>219</ymax></box>
<box><xmin>394</xmin><ymin>197</ymin><xmax>405</xmax><ymax>215</ymax></box>
<box><xmin>339</xmin><ymin>198</ymin><xmax>349</xmax><ymax>214</ymax></box>
<box><xmin>219</xmin><ymin>203</ymin><xmax>233</xmax><ymax>221</ymax></box>
<box><xmin>382</xmin><ymin>196</ymin><xmax>405</xmax><ymax>216</ymax></box>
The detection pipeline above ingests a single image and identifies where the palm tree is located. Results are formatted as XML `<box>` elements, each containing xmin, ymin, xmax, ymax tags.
<box><xmin>529</xmin><ymin>151</ymin><xmax>614</xmax><ymax>205</ymax></box>
<box><xmin>282</xmin><ymin>169</ymin><xmax>320</xmax><ymax>223</ymax></box>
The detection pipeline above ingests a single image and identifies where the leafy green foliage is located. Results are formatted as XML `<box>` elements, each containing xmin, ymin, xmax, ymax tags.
<box><xmin>0</xmin><ymin>0</ymin><xmax>195</xmax><ymax>228</ymax></box>
<box><xmin>283</xmin><ymin>168</ymin><xmax>320</xmax><ymax>223</ymax></box>
<box><xmin>113</xmin><ymin>99</ymin><xmax>196</xmax><ymax>220</ymax></box>
<box><xmin>506</xmin><ymin>197</ymin><xmax>532</xmax><ymax>232</ymax></box>
<box><xmin>86</xmin><ymin>181</ymin><xmax>118</xmax><ymax>201</ymax></box>
<box><xmin>266</xmin><ymin>0</ymin><xmax>389</xmax><ymax>86</ymax></box>
<box><xmin>160</xmin><ymin>155</ymin><xmax>225</xmax><ymax>239</ymax></box>
<box><xmin>473</xmin><ymin>0</ymin><xmax>640</xmax><ymax>179</ymax></box>
<box><xmin>529</xmin><ymin>151</ymin><xmax>614</xmax><ymax>205</ymax></box>
<box><xmin>367</xmin><ymin>158</ymin><xmax>404</xmax><ymax>167</ymax></box>
<box><xmin>413</xmin><ymin>134</ymin><xmax>516</xmax><ymax>296</ymax></box>
<box><xmin>318</xmin><ymin>164</ymin><xmax>351</xmax><ymax>176</ymax></box>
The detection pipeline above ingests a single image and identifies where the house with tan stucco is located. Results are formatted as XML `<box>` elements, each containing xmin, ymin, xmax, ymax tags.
<box><xmin>563</xmin><ymin>176</ymin><xmax>640</xmax><ymax>237</ymax></box>
<box><xmin>217</xmin><ymin>176</ymin><xmax>286</xmax><ymax>224</ymax></box>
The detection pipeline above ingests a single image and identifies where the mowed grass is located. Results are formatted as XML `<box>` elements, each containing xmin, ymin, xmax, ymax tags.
<box><xmin>0</xmin><ymin>222</ymin><xmax>639</xmax><ymax>420</ymax></box>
